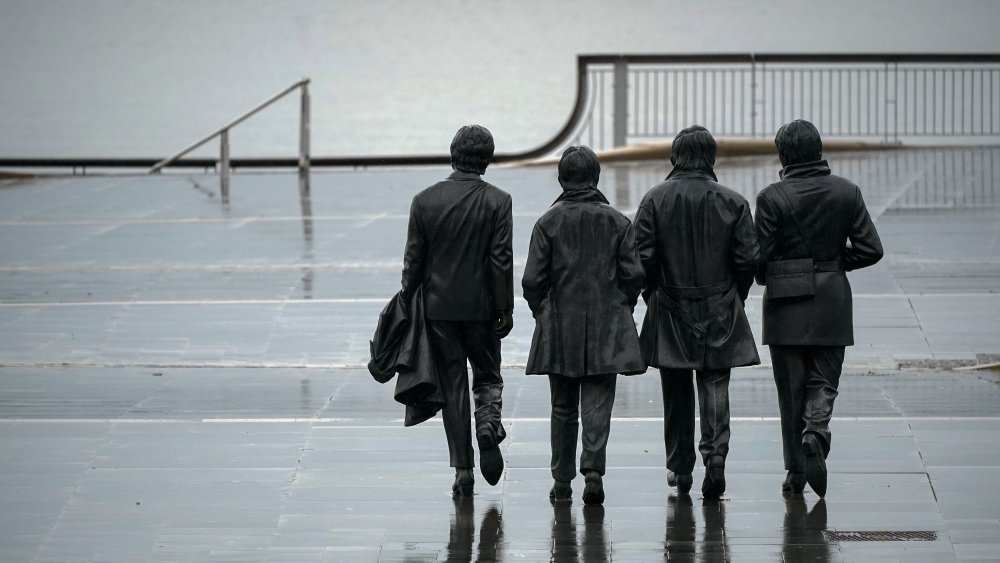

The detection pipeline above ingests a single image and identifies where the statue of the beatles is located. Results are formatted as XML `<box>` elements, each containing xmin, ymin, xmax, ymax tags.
<box><xmin>380</xmin><ymin>119</ymin><xmax>882</xmax><ymax>503</ymax></box>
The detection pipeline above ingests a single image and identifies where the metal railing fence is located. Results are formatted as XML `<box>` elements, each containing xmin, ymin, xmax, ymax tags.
<box><xmin>570</xmin><ymin>54</ymin><xmax>1000</xmax><ymax>151</ymax></box>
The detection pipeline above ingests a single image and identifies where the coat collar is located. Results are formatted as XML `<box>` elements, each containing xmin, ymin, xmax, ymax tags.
<box><xmin>779</xmin><ymin>159</ymin><xmax>832</xmax><ymax>180</ymax></box>
<box><xmin>553</xmin><ymin>186</ymin><xmax>609</xmax><ymax>205</ymax></box>
<box><xmin>666</xmin><ymin>168</ymin><xmax>718</xmax><ymax>182</ymax></box>
<box><xmin>448</xmin><ymin>170</ymin><xmax>482</xmax><ymax>181</ymax></box>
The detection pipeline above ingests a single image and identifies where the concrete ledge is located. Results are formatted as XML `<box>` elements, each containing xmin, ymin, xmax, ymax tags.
<box><xmin>0</xmin><ymin>170</ymin><xmax>35</xmax><ymax>179</ymax></box>
<box><xmin>512</xmin><ymin>138</ymin><xmax>905</xmax><ymax>166</ymax></box>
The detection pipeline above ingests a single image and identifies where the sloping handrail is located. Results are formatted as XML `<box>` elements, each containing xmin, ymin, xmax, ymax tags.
<box><xmin>149</xmin><ymin>79</ymin><xmax>310</xmax><ymax>184</ymax></box>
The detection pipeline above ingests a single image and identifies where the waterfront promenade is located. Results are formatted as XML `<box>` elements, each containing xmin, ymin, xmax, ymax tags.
<box><xmin>1</xmin><ymin>147</ymin><xmax>998</xmax><ymax>561</ymax></box>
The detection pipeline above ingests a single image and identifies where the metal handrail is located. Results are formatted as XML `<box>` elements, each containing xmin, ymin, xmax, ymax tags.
<box><xmin>149</xmin><ymin>79</ymin><xmax>310</xmax><ymax>190</ymax></box>
<box><xmin>5</xmin><ymin>54</ymin><xmax>1000</xmax><ymax>173</ymax></box>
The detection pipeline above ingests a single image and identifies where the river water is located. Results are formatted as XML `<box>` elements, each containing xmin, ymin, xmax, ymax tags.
<box><xmin>1</xmin><ymin>0</ymin><xmax>998</xmax><ymax>158</ymax></box>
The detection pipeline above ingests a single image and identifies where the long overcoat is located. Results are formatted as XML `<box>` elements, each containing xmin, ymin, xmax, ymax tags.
<box><xmin>522</xmin><ymin>187</ymin><xmax>645</xmax><ymax>377</ymax></box>
<box><xmin>754</xmin><ymin>160</ymin><xmax>884</xmax><ymax>345</ymax></box>
<box><xmin>634</xmin><ymin>169</ymin><xmax>760</xmax><ymax>370</ymax></box>
<box><xmin>401</xmin><ymin>170</ymin><xmax>514</xmax><ymax>320</ymax></box>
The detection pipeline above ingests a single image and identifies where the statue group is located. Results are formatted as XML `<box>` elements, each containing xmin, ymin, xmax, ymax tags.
<box><xmin>372</xmin><ymin>120</ymin><xmax>884</xmax><ymax>504</ymax></box>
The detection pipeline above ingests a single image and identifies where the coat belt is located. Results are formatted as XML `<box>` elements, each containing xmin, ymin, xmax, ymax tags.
<box><xmin>656</xmin><ymin>284</ymin><xmax>737</xmax><ymax>338</ymax></box>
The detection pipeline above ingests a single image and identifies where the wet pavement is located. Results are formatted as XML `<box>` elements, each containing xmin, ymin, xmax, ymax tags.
<box><xmin>1</xmin><ymin>147</ymin><xmax>999</xmax><ymax>561</ymax></box>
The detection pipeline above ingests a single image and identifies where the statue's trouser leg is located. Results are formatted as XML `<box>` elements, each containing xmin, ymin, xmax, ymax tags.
<box><xmin>660</xmin><ymin>368</ymin><xmax>696</xmax><ymax>474</ymax></box>
<box><xmin>770</xmin><ymin>345</ymin><xmax>808</xmax><ymax>473</ymax></box>
<box><xmin>771</xmin><ymin>345</ymin><xmax>845</xmax><ymax>467</ymax></box>
<box><xmin>802</xmin><ymin>346</ymin><xmax>845</xmax><ymax>458</ymax></box>
<box><xmin>579</xmin><ymin>373</ymin><xmax>617</xmax><ymax>477</ymax></box>
<box><xmin>549</xmin><ymin>374</ymin><xmax>580</xmax><ymax>482</ymax></box>
<box><xmin>461</xmin><ymin>322</ymin><xmax>505</xmax><ymax>446</ymax></box>
<box><xmin>696</xmin><ymin>368</ymin><xmax>731</xmax><ymax>466</ymax></box>
<box><xmin>428</xmin><ymin>320</ymin><xmax>474</xmax><ymax>469</ymax></box>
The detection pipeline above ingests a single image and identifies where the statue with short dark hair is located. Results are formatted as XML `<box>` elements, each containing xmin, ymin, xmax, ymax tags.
<box><xmin>522</xmin><ymin>145</ymin><xmax>644</xmax><ymax>505</ymax></box>
<box><xmin>755</xmin><ymin>119</ymin><xmax>883</xmax><ymax>497</ymax></box>
<box><xmin>634</xmin><ymin>125</ymin><xmax>760</xmax><ymax>498</ymax></box>
<box><xmin>400</xmin><ymin>124</ymin><xmax>514</xmax><ymax>496</ymax></box>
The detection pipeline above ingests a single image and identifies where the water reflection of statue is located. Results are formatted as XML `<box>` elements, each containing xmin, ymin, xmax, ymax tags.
<box><xmin>665</xmin><ymin>494</ymin><xmax>696</xmax><ymax>560</ymax></box>
<box><xmin>444</xmin><ymin>497</ymin><xmax>504</xmax><ymax>562</ymax></box>
<box><xmin>550</xmin><ymin>503</ymin><xmax>609</xmax><ymax>561</ymax></box>
<box><xmin>782</xmin><ymin>498</ymin><xmax>831</xmax><ymax>562</ymax></box>
<box><xmin>665</xmin><ymin>494</ymin><xmax>730</xmax><ymax>561</ymax></box>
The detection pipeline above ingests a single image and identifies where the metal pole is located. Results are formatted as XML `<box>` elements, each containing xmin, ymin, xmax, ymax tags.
<box><xmin>220</xmin><ymin>129</ymin><xmax>230</xmax><ymax>198</ymax></box>
<box><xmin>750</xmin><ymin>55</ymin><xmax>757</xmax><ymax>137</ymax></box>
<box><xmin>613</xmin><ymin>58</ymin><xmax>628</xmax><ymax>148</ymax></box>
<box><xmin>299</xmin><ymin>80</ymin><xmax>311</xmax><ymax>176</ymax></box>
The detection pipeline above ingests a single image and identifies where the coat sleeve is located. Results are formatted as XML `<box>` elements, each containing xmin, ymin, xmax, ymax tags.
<box><xmin>633</xmin><ymin>196</ymin><xmax>659</xmax><ymax>302</ymax></box>
<box><xmin>616</xmin><ymin>220</ymin><xmax>644</xmax><ymax>311</ymax></box>
<box><xmin>488</xmin><ymin>193</ymin><xmax>515</xmax><ymax>314</ymax></box>
<box><xmin>521</xmin><ymin>221</ymin><xmax>550</xmax><ymax>318</ymax></box>
<box><xmin>730</xmin><ymin>203</ymin><xmax>759</xmax><ymax>301</ymax></box>
<box><xmin>844</xmin><ymin>186</ymin><xmax>884</xmax><ymax>271</ymax></box>
<box><xmin>400</xmin><ymin>196</ymin><xmax>425</xmax><ymax>298</ymax></box>
<box><xmin>753</xmin><ymin>190</ymin><xmax>780</xmax><ymax>286</ymax></box>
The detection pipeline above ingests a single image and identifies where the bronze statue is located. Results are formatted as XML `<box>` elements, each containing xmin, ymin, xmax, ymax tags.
<box><xmin>522</xmin><ymin>146</ymin><xmax>644</xmax><ymax>505</ymax></box>
<box><xmin>400</xmin><ymin>125</ymin><xmax>514</xmax><ymax>496</ymax></box>
<box><xmin>634</xmin><ymin>126</ymin><xmax>760</xmax><ymax>498</ymax></box>
<box><xmin>755</xmin><ymin>119</ymin><xmax>883</xmax><ymax>497</ymax></box>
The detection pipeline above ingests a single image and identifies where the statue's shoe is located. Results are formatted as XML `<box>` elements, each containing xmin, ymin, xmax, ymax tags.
<box><xmin>477</xmin><ymin>430</ymin><xmax>504</xmax><ymax>486</ymax></box>
<box><xmin>701</xmin><ymin>456</ymin><xmax>726</xmax><ymax>499</ymax></box>
<box><xmin>782</xmin><ymin>471</ymin><xmax>806</xmax><ymax>495</ymax></box>
<box><xmin>802</xmin><ymin>434</ymin><xmax>827</xmax><ymax>497</ymax></box>
<box><xmin>452</xmin><ymin>468</ymin><xmax>474</xmax><ymax>497</ymax></box>
<box><xmin>582</xmin><ymin>471</ymin><xmax>605</xmax><ymax>505</ymax></box>
<box><xmin>668</xmin><ymin>470</ymin><xmax>694</xmax><ymax>494</ymax></box>
<box><xmin>549</xmin><ymin>480</ymin><xmax>572</xmax><ymax>503</ymax></box>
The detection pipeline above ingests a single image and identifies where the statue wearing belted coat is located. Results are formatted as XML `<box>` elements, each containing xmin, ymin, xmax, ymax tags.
<box><xmin>634</xmin><ymin>126</ymin><xmax>760</xmax><ymax>498</ymax></box>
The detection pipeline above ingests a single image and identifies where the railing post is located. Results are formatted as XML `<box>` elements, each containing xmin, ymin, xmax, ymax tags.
<box><xmin>749</xmin><ymin>55</ymin><xmax>757</xmax><ymax>138</ymax></box>
<box><xmin>613</xmin><ymin>58</ymin><xmax>628</xmax><ymax>148</ymax></box>
<box><xmin>299</xmin><ymin>80</ymin><xmax>311</xmax><ymax>176</ymax></box>
<box><xmin>220</xmin><ymin>129</ymin><xmax>230</xmax><ymax>198</ymax></box>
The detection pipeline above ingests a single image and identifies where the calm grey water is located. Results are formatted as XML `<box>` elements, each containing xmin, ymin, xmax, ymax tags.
<box><xmin>1</xmin><ymin>0</ymin><xmax>998</xmax><ymax>158</ymax></box>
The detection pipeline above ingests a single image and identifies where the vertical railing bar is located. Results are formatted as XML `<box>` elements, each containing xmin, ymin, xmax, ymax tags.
<box><xmin>599</xmin><ymin>70</ymin><xmax>604</xmax><ymax>149</ymax></box>
<box><xmin>219</xmin><ymin>129</ymin><xmax>230</xmax><ymax>196</ymax></box>
<box><xmin>866</xmin><ymin>66</ymin><xmax>870</xmax><ymax>138</ymax></box>
<box><xmin>720</xmin><ymin>69</ymin><xmax>726</xmax><ymax>135</ymax></box>
<box><xmin>932</xmin><ymin>69</ymin><xmax>938</xmax><ymax>135</ymax></box>
<box><xmin>980</xmin><ymin>68</ymin><xmax>985</xmax><ymax>135</ymax></box>
<box><xmin>683</xmin><ymin>70</ymin><xmax>689</xmax><ymax>127</ymax></box>
<box><xmin>299</xmin><ymin>80</ymin><xmax>310</xmax><ymax>178</ymax></box>
<box><xmin>750</xmin><ymin>64</ymin><xmax>755</xmax><ymax>137</ymax></box>
<box><xmin>772</xmin><ymin>68</ymin><xmax>778</xmax><ymax>135</ymax></box>
<box><xmin>634</xmin><ymin>69</ymin><xmax>641</xmax><ymax>137</ymax></box>
<box><xmin>673</xmin><ymin>69</ymin><xmax>679</xmax><ymax>134</ymax></box>
<box><xmin>960</xmin><ymin>69</ymin><xmax>966</xmax><ymax>134</ymax></box>
<box><xmin>654</xmin><ymin>69</ymin><xmax>660</xmax><ymax>136</ymax></box>
<box><xmin>836</xmin><ymin>69</ymin><xmax>842</xmax><ymax>135</ymax></box>
<box><xmin>877</xmin><ymin>67</ymin><xmax>883</xmax><ymax>138</ymax></box>
<box><xmin>712</xmin><ymin>69</ymin><xmax>718</xmax><ymax>133</ymax></box>
<box><xmin>951</xmin><ymin>69</ymin><xmax>957</xmax><ymax>135</ymax></box>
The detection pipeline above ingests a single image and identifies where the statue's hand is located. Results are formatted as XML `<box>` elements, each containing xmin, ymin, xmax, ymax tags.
<box><xmin>495</xmin><ymin>311</ymin><xmax>513</xmax><ymax>339</ymax></box>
